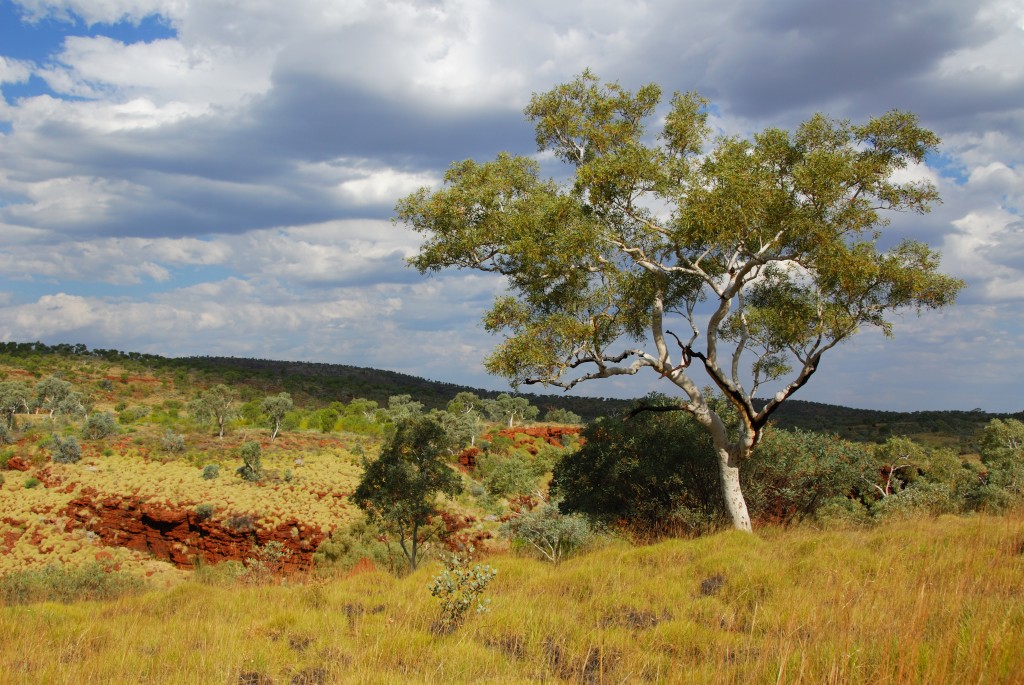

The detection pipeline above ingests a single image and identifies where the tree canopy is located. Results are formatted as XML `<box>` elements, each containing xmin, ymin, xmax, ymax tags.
<box><xmin>397</xmin><ymin>71</ymin><xmax>963</xmax><ymax>531</ymax></box>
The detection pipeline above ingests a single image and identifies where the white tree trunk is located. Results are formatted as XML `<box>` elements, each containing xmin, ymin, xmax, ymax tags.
<box><xmin>715</xmin><ymin>446</ymin><xmax>752</xmax><ymax>532</ymax></box>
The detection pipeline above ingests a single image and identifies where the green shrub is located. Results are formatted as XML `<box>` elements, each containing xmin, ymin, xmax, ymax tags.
<box><xmin>50</xmin><ymin>434</ymin><xmax>81</xmax><ymax>464</ymax></box>
<box><xmin>24</xmin><ymin>476</ymin><xmax>40</xmax><ymax>488</ymax></box>
<box><xmin>202</xmin><ymin>463</ymin><xmax>221</xmax><ymax>480</ymax></box>
<box><xmin>194</xmin><ymin>503</ymin><xmax>215</xmax><ymax>521</ymax></box>
<box><xmin>117</xmin><ymin>405</ymin><xmax>150</xmax><ymax>424</ymax></box>
<box><xmin>83</xmin><ymin>412</ymin><xmax>118</xmax><ymax>439</ymax></box>
<box><xmin>479</xmin><ymin>453</ymin><xmax>541</xmax><ymax>498</ymax></box>
<box><xmin>236</xmin><ymin>441</ymin><xmax>262</xmax><ymax>481</ymax></box>
<box><xmin>742</xmin><ymin>428</ymin><xmax>875</xmax><ymax>524</ymax></box>
<box><xmin>0</xmin><ymin>563</ymin><xmax>145</xmax><ymax>605</ymax></box>
<box><xmin>871</xmin><ymin>482</ymin><xmax>960</xmax><ymax>521</ymax></box>
<box><xmin>0</xmin><ymin>422</ymin><xmax>13</xmax><ymax>445</ymax></box>
<box><xmin>244</xmin><ymin>541</ymin><xmax>292</xmax><ymax>584</ymax></box>
<box><xmin>429</xmin><ymin>547</ymin><xmax>496</xmax><ymax>634</ymax></box>
<box><xmin>313</xmin><ymin>520</ymin><xmax>404</xmax><ymax>574</ymax></box>
<box><xmin>499</xmin><ymin>502</ymin><xmax>592</xmax><ymax>564</ymax></box>
<box><xmin>162</xmin><ymin>430</ymin><xmax>186</xmax><ymax>454</ymax></box>
<box><xmin>551</xmin><ymin>407</ymin><xmax>723</xmax><ymax>536</ymax></box>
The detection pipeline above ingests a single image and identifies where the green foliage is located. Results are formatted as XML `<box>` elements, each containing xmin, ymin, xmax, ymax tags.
<box><xmin>313</xmin><ymin>520</ymin><xmax>405</xmax><ymax>574</ymax></box>
<box><xmin>308</xmin><ymin>407</ymin><xmax>340</xmax><ymax>433</ymax></box>
<box><xmin>236</xmin><ymin>441</ymin><xmax>263</xmax><ymax>481</ymax></box>
<box><xmin>243</xmin><ymin>541</ymin><xmax>292</xmax><ymax>584</ymax></box>
<box><xmin>260</xmin><ymin>392</ymin><xmax>293</xmax><ymax>440</ymax></box>
<box><xmin>193</xmin><ymin>503</ymin><xmax>215</xmax><ymax>521</ymax></box>
<box><xmin>0</xmin><ymin>422</ymin><xmax>13</xmax><ymax>445</ymax></box>
<box><xmin>350</xmin><ymin>416</ymin><xmax>463</xmax><ymax>570</ymax></box>
<box><xmin>117</xmin><ymin>404</ymin><xmax>150</xmax><ymax>424</ymax></box>
<box><xmin>202</xmin><ymin>463</ymin><xmax>221</xmax><ymax>480</ymax></box>
<box><xmin>543</xmin><ymin>407</ymin><xmax>581</xmax><ymax>424</ymax></box>
<box><xmin>0</xmin><ymin>562</ymin><xmax>146</xmax><ymax>606</ymax></box>
<box><xmin>50</xmin><ymin>433</ymin><xmax>81</xmax><ymax>464</ymax></box>
<box><xmin>552</xmin><ymin>406</ymin><xmax>724</xmax><ymax>536</ymax></box>
<box><xmin>24</xmin><ymin>476</ymin><xmax>40</xmax><ymax>488</ymax></box>
<box><xmin>189</xmin><ymin>384</ymin><xmax>237</xmax><ymax>438</ymax></box>
<box><xmin>83</xmin><ymin>411</ymin><xmax>119</xmax><ymax>439</ymax></box>
<box><xmin>485</xmin><ymin>394</ymin><xmax>539</xmax><ymax>428</ymax></box>
<box><xmin>478</xmin><ymin>452</ymin><xmax>543</xmax><ymax>498</ymax></box>
<box><xmin>429</xmin><ymin>547</ymin><xmax>496</xmax><ymax>634</ymax></box>
<box><xmin>499</xmin><ymin>502</ymin><xmax>592</xmax><ymax>564</ymax></box>
<box><xmin>383</xmin><ymin>394</ymin><xmax>424</xmax><ymax>424</ymax></box>
<box><xmin>162</xmin><ymin>429</ymin><xmax>186</xmax><ymax>453</ymax></box>
<box><xmin>742</xmin><ymin>428</ymin><xmax>875</xmax><ymax>524</ymax></box>
<box><xmin>398</xmin><ymin>71</ymin><xmax>964</xmax><ymax>531</ymax></box>
<box><xmin>0</xmin><ymin>381</ymin><xmax>29</xmax><ymax>429</ymax></box>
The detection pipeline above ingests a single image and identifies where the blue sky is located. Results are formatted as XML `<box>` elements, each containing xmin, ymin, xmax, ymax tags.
<box><xmin>1</xmin><ymin>0</ymin><xmax>1022</xmax><ymax>411</ymax></box>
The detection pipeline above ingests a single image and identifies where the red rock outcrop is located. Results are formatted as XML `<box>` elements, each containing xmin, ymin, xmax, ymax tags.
<box><xmin>5</xmin><ymin>455</ymin><xmax>32</xmax><ymax>471</ymax></box>
<box><xmin>61</xmin><ymin>495</ymin><xmax>328</xmax><ymax>573</ymax></box>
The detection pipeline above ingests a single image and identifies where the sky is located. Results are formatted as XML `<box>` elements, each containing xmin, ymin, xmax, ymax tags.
<box><xmin>0</xmin><ymin>0</ymin><xmax>1022</xmax><ymax>412</ymax></box>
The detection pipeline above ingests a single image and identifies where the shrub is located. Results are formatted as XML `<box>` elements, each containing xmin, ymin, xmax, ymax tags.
<box><xmin>244</xmin><ymin>541</ymin><xmax>292</xmax><ymax>584</ymax></box>
<box><xmin>313</xmin><ymin>520</ymin><xmax>405</xmax><ymax>575</ymax></box>
<box><xmin>742</xmin><ymin>428</ymin><xmax>875</xmax><ymax>524</ymax></box>
<box><xmin>871</xmin><ymin>482</ymin><xmax>960</xmax><ymax>521</ymax></box>
<box><xmin>480</xmin><ymin>453</ymin><xmax>541</xmax><ymax>498</ymax></box>
<box><xmin>499</xmin><ymin>502</ymin><xmax>591</xmax><ymax>564</ymax></box>
<box><xmin>117</xmin><ymin>405</ymin><xmax>150</xmax><ymax>424</ymax></box>
<box><xmin>193</xmin><ymin>503</ymin><xmax>215</xmax><ymax>521</ymax></box>
<box><xmin>429</xmin><ymin>547</ymin><xmax>496</xmax><ymax>634</ymax></box>
<box><xmin>24</xmin><ymin>476</ymin><xmax>40</xmax><ymax>488</ymax></box>
<box><xmin>0</xmin><ymin>563</ymin><xmax>146</xmax><ymax>605</ymax></box>
<box><xmin>236</xmin><ymin>441</ymin><xmax>262</xmax><ymax>481</ymax></box>
<box><xmin>83</xmin><ymin>412</ymin><xmax>118</xmax><ymax>439</ymax></box>
<box><xmin>162</xmin><ymin>430</ymin><xmax>186</xmax><ymax>454</ymax></box>
<box><xmin>0</xmin><ymin>422</ymin><xmax>13</xmax><ymax>445</ymax></box>
<box><xmin>551</xmin><ymin>407</ymin><xmax>724</xmax><ymax>536</ymax></box>
<box><xmin>201</xmin><ymin>463</ymin><xmax>220</xmax><ymax>480</ymax></box>
<box><xmin>50</xmin><ymin>434</ymin><xmax>81</xmax><ymax>464</ymax></box>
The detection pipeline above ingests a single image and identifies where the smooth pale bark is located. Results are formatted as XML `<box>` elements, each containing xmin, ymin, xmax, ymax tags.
<box><xmin>715</xmin><ymin>446</ymin><xmax>752</xmax><ymax>532</ymax></box>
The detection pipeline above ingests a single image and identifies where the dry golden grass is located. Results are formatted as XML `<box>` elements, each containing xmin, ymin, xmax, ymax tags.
<box><xmin>2</xmin><ymin>512</ymin><xmax>1021</xmax><ymax>684</ymax></box>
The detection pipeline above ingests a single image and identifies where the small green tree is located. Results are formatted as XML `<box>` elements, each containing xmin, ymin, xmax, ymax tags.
<box><xmin>429</xmin><ymin>547</ymin><xmax>496</xmax><ymax>634</ymax></box>
<box><xmin>0</xmin><ymin>381</ymin><xmax>29</xmax><ymax>430</ymax></box>
<box><xmin>32</xmin><ymin>376</ymin><xmax>73</xmax><ymax>418</ymax></box>
<box><xmin>499</xmin><ymin>501</ymin><xmax>592</xmax><ymax>564</ymax></box>
<box><xmin>236</xmin><ymin>441</ymin><xmax>263</xmax><ymax>482</ymax></box>
<box><xmin>189</xmin><ymin>384</ymin><xmax>237</xmax><ymax>438</ymax></box>
<box><xmin>350</xmin><ymin>417</ymin><xmax>463</xmax><ymax>571</ymax></box>
<box><xmin>82</xmin><ymin>412</ymin><xmax>118</xmax><ymax>439</ymax></box>
<box><xmin>485</xmin><ymin>393</ymin><xmax>539</xmax><ymax>428</ymax></box>
<box><xmin>260</xmin><ymin>392</ymin><xmax>293</xmax><ymax>440</ymax></box>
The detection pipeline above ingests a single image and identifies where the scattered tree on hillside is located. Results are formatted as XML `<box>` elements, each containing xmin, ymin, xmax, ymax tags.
<box><xmin>0</xmin><ymin>381</ymin><xmax>29</xmax><ymax>429</ymax></box>
<box><xmin>350</xmin><ymin>417</ymin><xmax>463</xmax><ymax>571</ymax></box>
<box><xmin>398</xmin><ymin>70</ymin><xmax>964</xmax><ymax>531</ymax></box>
<box><xmin>447</xmin><ymin>391</ymin><xmax>486</xmax><ymax>445</ymax></box>
<box><xmin>189</xmin><ymin>384</ymin><xmax>237</xmax><ymax>438</ymax></box>
<box><xmin>32</xmin><ymin>376</ymin><xmax>73</xmax><ymax>418</ymax></box>
<box><xmin>485</xmin><ymin>393</ymin><xmax>539</xmax><ymax>428</ymax></box>
<box><xmin>383</xmin><ymin>394</ymin><xmax>425</xmax><ymax>424</ymax></box>
<box><xmin>261</xmin><ymin>392</ymin><xmax>293</xmax><ymax>440</ymax></box>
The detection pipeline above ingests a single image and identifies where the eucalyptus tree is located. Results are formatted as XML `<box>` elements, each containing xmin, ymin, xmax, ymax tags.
<box><xmin>189</xmin><ymin>384</ymin><xmax>237</xmax><ymax>439</ymax></box>
<box><xmin>397</xmin><ymin>71</ymin><xmax>963</xmax><ymax>531</ymax></box>
<box><xmin>260</xmin><ymin>392</ymin><xmax>293</xmax><ymax>440</ymax></box>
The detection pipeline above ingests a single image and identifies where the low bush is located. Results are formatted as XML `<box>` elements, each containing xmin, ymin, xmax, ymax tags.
<box><xmin>500</xmin><ymin>502</ymin><xmax>592</xmax><ymax>564</ymax></box>
<box><xmin>312</xmin><ymin>520</ymin><xmax>405</xmax><ymax>575</ymax></box>
<box><xmin>83</xmin><ymin>412</ymin><xmax>119</xmax><ymax>439</ymax></box>
<box><xmin>0</xmin><ymin>563</ymin><xmax>146</xmax><ymax>605</ymax></box>
<box><xmin>50</xmin><ymin>434</ymin><xmax>81</xmax><ymax>464</ymax></box>
<box><xmin>429</xmin><ymin>547</ymin><xmax>496</xmax><ymax>634</ymax></box>
<box><xmin>201</xmin><ymin>463</ymin><xmax>220</xmax><ymax>480</ymax></box>
<box><xmin>236</xmin><ymin>441</ymin><xmax>262</xmax><ymax>481</ymax></box>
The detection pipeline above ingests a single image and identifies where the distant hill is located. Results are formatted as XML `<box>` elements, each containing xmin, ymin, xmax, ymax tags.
<box><xmin>2</xmin><ymin>341</ymin><xmax>1019</xmax><ymax>445</ymax></box>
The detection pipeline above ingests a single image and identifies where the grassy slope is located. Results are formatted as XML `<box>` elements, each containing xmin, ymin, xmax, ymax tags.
<box><xmin>1</xmin><ymin>513</ymin><xmax>1022</xmax><ymax>684</ymax></box>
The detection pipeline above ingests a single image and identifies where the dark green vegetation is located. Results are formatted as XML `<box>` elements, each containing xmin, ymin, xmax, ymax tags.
<box><xmin>1</xmin><ymin>341</ymin><xmax>1018</xmax><ymax>443</ymax></box>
